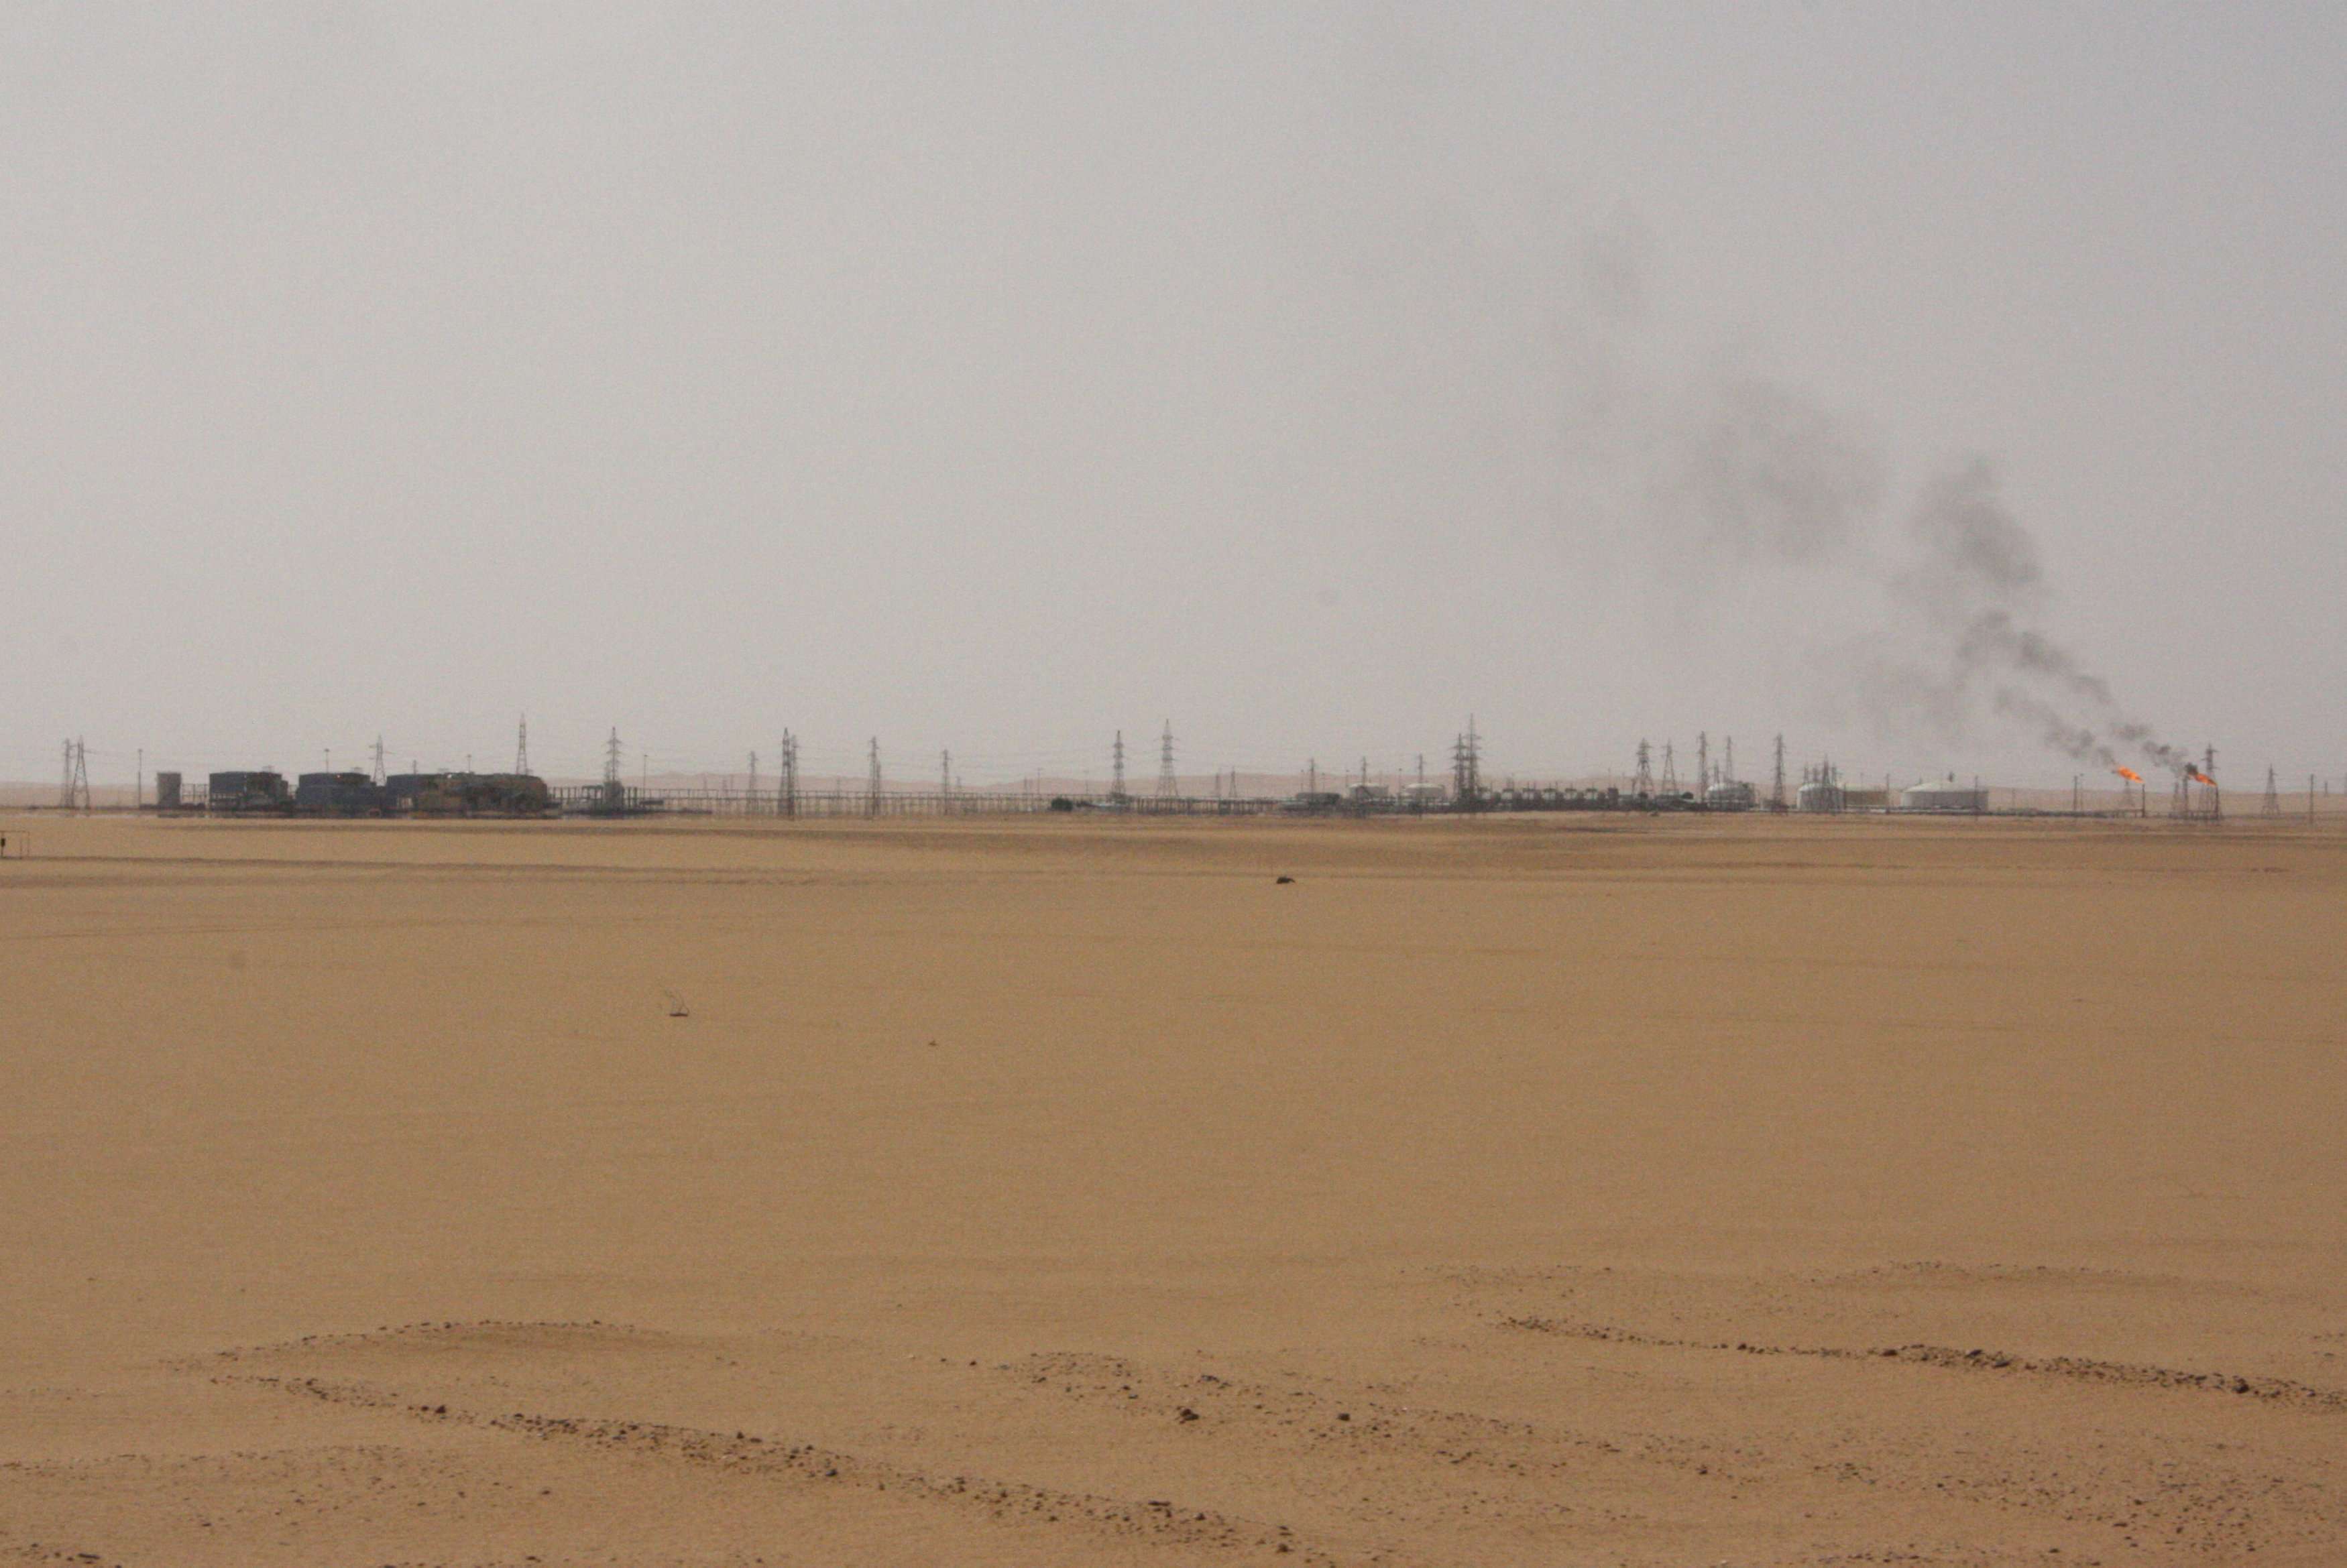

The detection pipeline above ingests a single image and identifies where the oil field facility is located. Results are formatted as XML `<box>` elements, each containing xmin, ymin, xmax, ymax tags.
<box><xmin>81</xmin><ymin>722</ymin><xmax>2239</xmax><ymax>823</ymax></box>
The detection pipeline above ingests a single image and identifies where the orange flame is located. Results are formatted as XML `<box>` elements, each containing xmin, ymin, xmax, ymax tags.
<box><xmin>2113</xmin><ymin>767</ymin><xmax>2142</xmax><ymax>783</ymax></box>
<box><xmin>2189</xmin><ymin>771</ymin><xmax>2217</xmax><ymax>786</ymax></box>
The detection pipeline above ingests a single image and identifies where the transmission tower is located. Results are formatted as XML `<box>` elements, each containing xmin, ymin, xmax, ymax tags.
<box><xmin>1696</xmin><ymin>732</ymin><xmax>1709</xmax><ymax>794</ymax></box>
<box><xmin>780</xmin><ymin>731</ymin><xmax>799</xmax><ymax>817</ymax></box>
<box><xmin>941</xmin><ymin>749</ymin><xmax>952</xmax><ymax>801</ymax></box>
<box><xmin>514</xmin><ymin>715</ymin><xmax>529</xmax><ymax>777</ymax></box>
<box><xmin>1633</xmin><ymin>740</ymin><xmax>1654</xmax><ymax>796</ymax></box>
<box><xmin>2263</xmin><ymin>765</ymin><xmax>2281</xmax><ymax>817</ymax></box>
<box><xmin>1157</xmin><ymin>722</ymin><xmax>1177</xmax><ymax>798</ymax></box>
<box><xmin>868</xmin><ymin>739</ymin><xmax>883</xmax><ymax>816</ymax></box>
<box><xmin>748</xmin><ymin>751</ymin><xmax>760</xmax><ymax>808</ymax></box>
<box><xmin>1660</xmin><ymin>740</ymin><xmax>1678</xmax><ymax>793</ymax></box>
<box><xmin>1450</xmin><ymin>716</ymin><xmax>1482</xmax><ymax>806</ymax></box>
<box><xmin>1110</xmin><ymin>731</ymin><xmax>1127</xmax><ymax>800</ymax></box>
<box><xmin>602</xmin><ymin>727</ymin><xmax>624</xmax><ymax>811</ymax></box>
<box><xmin>1771</xmin><ymin>734</ymin><xmax>1787</xmax><ymax>811</ymax></box>
<box><xmin>371</xmin><ymin>736</ymin><xmax>388</xmax><ymax>784</ymax></box>
<box><xmin>1724</xmin><ymin>736</ymin><xmax>1735</xmax><ymax>785</ymax></box>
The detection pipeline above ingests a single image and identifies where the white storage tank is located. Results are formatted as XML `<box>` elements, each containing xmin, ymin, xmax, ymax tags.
<box><xmin>1796</xmin><ymin>780</ymin><xmax>1844</xmax><ymax>812</ymax></box>
<box><xmin>1900</xmin><ymin>779</ymin><xmax>1988</xmax><ymax>812</ymax></box>
<box><xmin>1705</xmin><ymin>779</ymin><xmax>1758</xmax><ymax>810</ymax></box>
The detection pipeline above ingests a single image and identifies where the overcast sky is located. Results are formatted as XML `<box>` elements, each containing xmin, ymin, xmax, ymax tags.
<box><xmin>3</xmin><ymin>4</ymin><xmax>2340</xmax><ymax>788</ymax></box>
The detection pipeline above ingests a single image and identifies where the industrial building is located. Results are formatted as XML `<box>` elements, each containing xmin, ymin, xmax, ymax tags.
<box><xmin>1900</xmin><ymin>779</ymin><xmax>1990</xmax><ymax>813</ymax></box>
<box><xmin>208</xmin><ymin>770</ymin><xmax>292</xmax><ymax>812</ymax></box>
<box><xmin>193</xmin><ymin>770</ymin><xmax>554</xmax><ymax>817</ymax></box>
<box><xmin>295</xmin><ymin>772</ymin><xmax>384</xmax><ymax>812</ymax></box>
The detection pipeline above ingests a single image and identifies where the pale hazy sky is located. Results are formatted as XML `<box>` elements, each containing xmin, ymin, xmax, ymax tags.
<box><xmin>4</xmin><ymin>4</ymin><xmax>2341</xmax><ymax>788</ymax></box>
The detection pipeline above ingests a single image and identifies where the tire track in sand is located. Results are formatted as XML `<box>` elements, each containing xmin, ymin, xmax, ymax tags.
<box><xmin>1499</xmin><ymin>1317</ymin><xmax>2347</xmax><ymax>1412</ymax></box>
<box><xmin>216</xmin><ymin>1366</ymin><xmax>1358</xmax><ymax>1567</ymax></box>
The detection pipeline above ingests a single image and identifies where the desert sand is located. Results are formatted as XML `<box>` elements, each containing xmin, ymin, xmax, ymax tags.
<box><xmin>1</xmin><ymin>810</ymin><xmax>2342</xmax><ymax>1566</ymax></box>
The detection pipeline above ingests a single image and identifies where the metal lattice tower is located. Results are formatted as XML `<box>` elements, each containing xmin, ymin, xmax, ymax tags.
<box><xmin>867</xmin><ymin>739</ymin><xmax>883</xmax><ymax>817</ymax></box>
<box><xmin>1633</xmin><ymin>740</ymin><xmax>1654</xmax><ymax>795</ymax></box>
<box><xmin>1724</xmin><ymin>736</ymin><xmax>1735</xmax><ymax>786</ymax></box>
<box><xmin>1157</xmin><ymin>723</ymin><xmax>1177</xmax><ymax>798</ymax></box>
<box><xmin>1660</xmin><ymin>740</ymin><xmax>1678</xmax><ymax>793</ymax></box>
<box><xmin>941</xmin><ymin>749</ymin><xmax>952</xmax><ymax>800</ymax></box>
<box><xmin>1771</xmin><ymin>734</ymin><xmax>1787</xmax><ymax>811</ymax></box>
<box><xmin>2263</xmin><ymin>765</ymin><xmax>2281</xmax><ymax>817</ymax></box>
<box><xmin>1450</xmin><ymin>716</ymin><xmax>1482</xmax><ymax>805</ymax></box>
<box><xmin>748</xmin><ymin>751</ymin><xmax>760</xmax><ymax>806</ymax></box>
<box><xmin>514</xmin><ymin>716</ymin><xmax>529</xmax><ymax>777</ymax></box>
<box><xmin>604</xmin><ymin>728</ymin><xmax>624</xmax><ymax>788</ymax></box>
<box><xmin>2171</xmin><ymin>744</ymin><xmax>2220</xmax><ymax>821</ymax></box>
<box><xmin>371</xmin><ymin>737</ymin><xmax>388</xmax><ymax>784</ymax></box>
<box><xmin>1696</xmin><ymin>732</ymin><xmax>1709</xmax><ymax>793</ymax></box>
<box><xmin>780</xmin><ymin>731</ymin><xmax>799</xmax><ymax>817</ymax></box>
<box><xmin>59</xmin><ymin>737</ymin><xmax>86</xmax><ymax>807</ymax></box>
<box><xmin>1111</xmin><ymin>731</ymin><xmax>1127</xmax><ymax>800</ymax></box>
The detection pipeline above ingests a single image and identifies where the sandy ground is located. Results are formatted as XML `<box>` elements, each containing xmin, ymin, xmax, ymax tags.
<box><xmin>1</xmin><ymin>811</ymin><xmax>2342</xmax><ymax>1567</ymax></box>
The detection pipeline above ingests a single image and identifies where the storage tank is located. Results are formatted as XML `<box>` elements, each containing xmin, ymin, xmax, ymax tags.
<box><xmin>1704</xmin><ymin>780</ymin><xmax>1758</xmax><ymax>811</ymax></box>
<box><xmin>1796</xmin><ymin>780</ymin><xmax>1844</xmax><ymax>813</ymax></box>
<box><xmin>1900</xmin><ymin>779</ymin><xmax>1988</xmax><ymax>812</ymax></box>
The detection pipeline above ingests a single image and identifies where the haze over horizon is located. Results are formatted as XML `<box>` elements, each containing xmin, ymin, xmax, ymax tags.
<box><xmin>4</xmin><ymin>5</ymin><xmax>2341</xmax><ymax>791</ymax></box>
